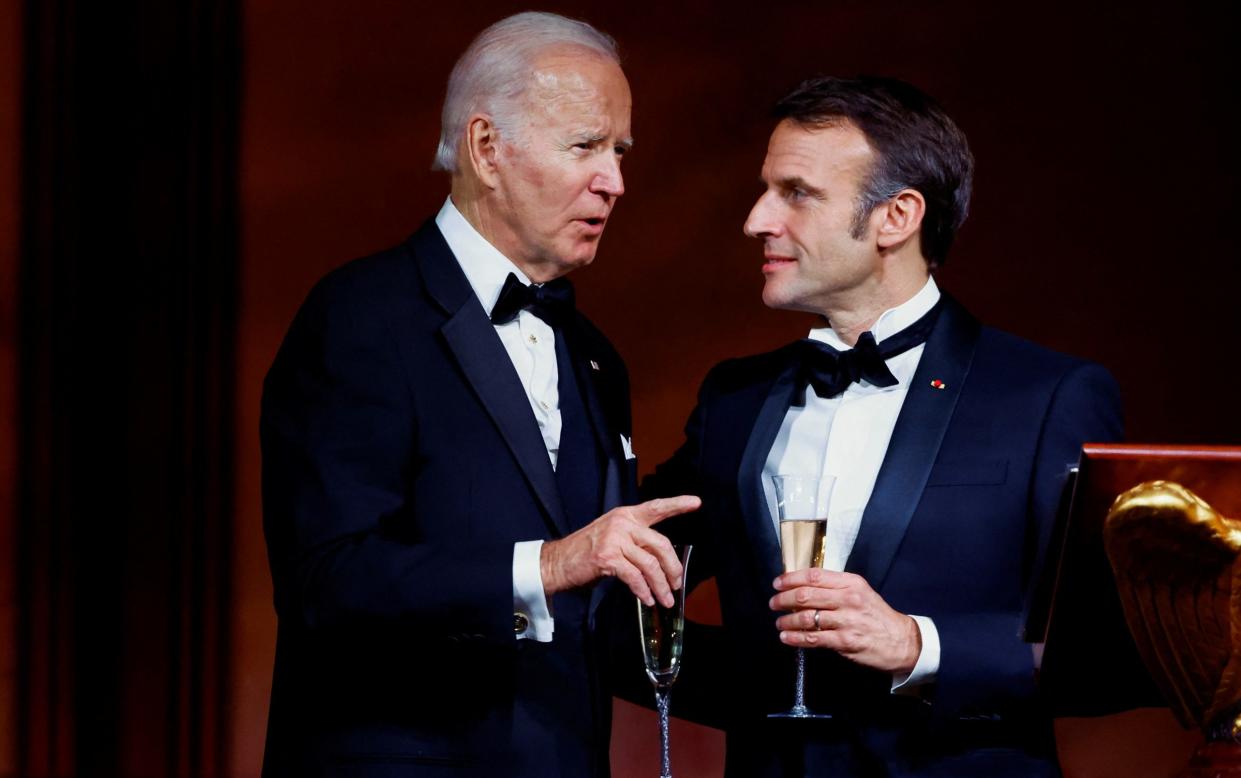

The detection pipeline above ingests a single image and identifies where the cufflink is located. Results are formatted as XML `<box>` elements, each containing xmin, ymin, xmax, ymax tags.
<box><xmin>513</xmin><ymin>612</ymin><xmax>530</xmax><ymax>634</ymax></box>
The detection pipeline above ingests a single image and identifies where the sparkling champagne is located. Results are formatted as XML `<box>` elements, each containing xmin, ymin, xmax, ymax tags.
<box><xmin>635</xmin><ymin>545</ymin><xmax>691</xmax><ymax>778</ymax></box>
<box><xmin>638</xmin><ymin>598</ymin><xmax>684</xmax><ymax>688</ymax></box>
<box><xmin>780</xmin><ymin>518</ymin><xmax>828</xmax><ymax>573</ymax></box>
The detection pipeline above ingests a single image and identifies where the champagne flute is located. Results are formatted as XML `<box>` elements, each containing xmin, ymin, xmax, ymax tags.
<box><xmin>769</xmin><ymin>474</ymin><xmax>835</xmax><ymax>719</ymax></box>
<box><xmin>636</xmin><ymin>544</ymin><xmax>692</xmax><ymax>778</ymax></box>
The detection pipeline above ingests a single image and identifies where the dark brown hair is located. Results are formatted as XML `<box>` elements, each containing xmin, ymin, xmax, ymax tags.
<box><xmin>774</xmin><ymin>76</ymin><xmax>974</xmax><ymax>267</ymax></box>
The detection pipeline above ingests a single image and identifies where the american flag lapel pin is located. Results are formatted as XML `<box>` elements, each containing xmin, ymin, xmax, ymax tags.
<box><xmin>930</xmin><ymin>379</ymin><xmax>946</xmax><ymax>390</ymax></box>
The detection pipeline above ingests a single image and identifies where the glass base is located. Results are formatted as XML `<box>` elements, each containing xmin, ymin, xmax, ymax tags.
<box><xmin>768</xmin><ymin>707</ymin><xmax>833</xmax><ymax>720</ymax></box>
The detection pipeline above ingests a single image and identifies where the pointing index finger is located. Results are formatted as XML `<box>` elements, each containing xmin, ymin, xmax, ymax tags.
<box><xmin>634</xmin><ymin>495</ymin><xmax>701</xmax><ymax>527</ymax></box>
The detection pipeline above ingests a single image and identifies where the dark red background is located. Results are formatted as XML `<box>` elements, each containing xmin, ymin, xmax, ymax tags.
<box><xmin>5</xmin><ymin>1</ymin><xmax>1238</xmax><ymax>775</ymax></box>
<box><xmin>1</xmin><ymin>0</ymin><xmax>20</xmax><ymax>772</ymax></box>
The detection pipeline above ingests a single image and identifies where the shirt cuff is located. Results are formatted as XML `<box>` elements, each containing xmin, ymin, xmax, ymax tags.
<box><xmin>892</xmin><ymin>615</ymin><xmax>940</xmax><ymax>693</ymax></box>
<box><xmin>513</xmin><ymin>540</ymin><xmax>553</xmax><ymax>642</ymax></box>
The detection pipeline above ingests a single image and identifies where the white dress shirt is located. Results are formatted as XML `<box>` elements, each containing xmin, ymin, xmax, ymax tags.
<box><xmin>435</xmin><ymin>197</ymin><xmax>556</xmax><ymax>642</ymax></box>
<box><xmin>762</xmin><ymin>277</ymin><xmax>942</xmax><ymax>690</ymax></box>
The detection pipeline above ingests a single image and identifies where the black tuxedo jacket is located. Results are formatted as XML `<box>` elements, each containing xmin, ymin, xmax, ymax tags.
<box><xmin>644</xmin><ymin>296</ymin><xmax>1123</xmax><ymax>777</ymax></box>
<box><xmin>260</xmin><ymin>221</ymin><xmax>637</xmax><ymax>777</ymax></box>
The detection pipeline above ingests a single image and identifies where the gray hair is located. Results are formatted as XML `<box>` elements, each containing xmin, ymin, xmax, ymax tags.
<box><xmin>432</xmin><ymin>12</ymin><xmax>620</xmax><ymax>173</ymax></box>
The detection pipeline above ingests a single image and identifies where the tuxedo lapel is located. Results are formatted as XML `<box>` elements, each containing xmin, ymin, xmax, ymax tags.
<box><xmin>845</xmin><ymin>296</ymin><xmax>981</xmax><ymax>588</ymax></box>
<box><xmin>562</xmin><ymin>321</ymin><xmax>626</xmax><ymax>513</ymax></box>
<box><xmin>737</xmin><ymin>352</ymin><xmax>801</xmax><ymax>586</ymax></box>
<box><xmin>561</xmin><ymin>316</ymin><xmax>634</xmax><ymax>622</ymax></box>
<box><xmin>413</xmin><ymin>222</ymin><xmax>570</xmax><ymax>537</ymax></box>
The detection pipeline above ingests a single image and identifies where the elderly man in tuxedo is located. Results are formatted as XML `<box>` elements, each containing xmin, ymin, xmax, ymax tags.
<box><xmin>259</xmin><ymin>12</ymin><xmax>697</xmax><ymax>777</ymax></box>
<box><xmin>648</xmin><ymin>76</ymin><xmax>1122</xmax><ymax>776</ymax></box>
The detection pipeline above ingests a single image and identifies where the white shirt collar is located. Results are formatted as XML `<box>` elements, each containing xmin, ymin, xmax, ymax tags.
<box><xmin>434</xmin><ymin>196</ymin><xmax>530</xmax><ymax>316</ymax></box>
<box><xmin>809</xmin><ymin>276</ymin><xmax>941</xmax><ymax>350</ymax></box>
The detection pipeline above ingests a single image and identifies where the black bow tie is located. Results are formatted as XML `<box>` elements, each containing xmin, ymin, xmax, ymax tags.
<box><xmin>792</xmin><ymin>299</ymin><xmax>943</xmax><ymax>406</ymax></box>
<box><xmin>489</xmin><ymin>273</ymin><xmax>576</xmax><ymax>328</ymax></box>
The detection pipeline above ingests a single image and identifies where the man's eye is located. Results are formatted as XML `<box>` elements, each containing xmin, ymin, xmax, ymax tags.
<box><xmin>784</xmin><ymin>188</ymin><xmax>806</xmax><ymax>202</ymax></box>
<box><xmin>614</xmin><ymin>145</ymin><xmax>628</xmax><ymax>157</ymax></box>
<box><xmin>573</xmin><ymin>142</ymin><xmax>593</xmax><ymax>151</ymax></box>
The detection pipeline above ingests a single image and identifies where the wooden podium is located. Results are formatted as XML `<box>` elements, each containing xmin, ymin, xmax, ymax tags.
<box><xmin>1034</xmin><ymin>444</ymin><xmax>1241</xmax><ymax>776</ymax></box>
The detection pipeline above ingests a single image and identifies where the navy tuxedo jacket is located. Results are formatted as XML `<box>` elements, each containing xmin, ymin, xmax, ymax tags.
<box><xmin>260</xmin><ymin>221</ymin><xmax>637</xmax><ymax>777</ymax></box>
<box><xmin>644</xmin><ymin>296</ymin><xmax>1123</xmax><ymax>776</ymax></box>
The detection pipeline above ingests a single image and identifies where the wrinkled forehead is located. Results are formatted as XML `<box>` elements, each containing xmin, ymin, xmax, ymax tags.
<box><xmin>763</xmin><ymin>119</ymin><xmax>875</xmax><ymax>182</ymax></box>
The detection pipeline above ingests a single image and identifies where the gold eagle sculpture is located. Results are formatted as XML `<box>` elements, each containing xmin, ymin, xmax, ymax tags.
<box><xmin>1103</xmin><ymin>480</ymin><xmax>1241</xmax><ymax>734</ymax></box>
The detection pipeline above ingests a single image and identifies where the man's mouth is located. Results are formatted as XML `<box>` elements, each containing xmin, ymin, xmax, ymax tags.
<box><xmin>577</xmin><ymin>217</ymin><xmax>607</xmax><ymax>236</ymax></box>
<box><xmin>762</xmin><ymin>254</ymin><xmax>796</xmax><ymax>273</ymax></box>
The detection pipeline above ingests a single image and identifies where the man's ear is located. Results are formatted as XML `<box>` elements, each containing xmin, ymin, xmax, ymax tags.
<box><xmin>465</xmin><ymin>114</ymin><xmax>502</xmax><ymax>189</ymax></box>
<box><xmin>875</xmin><ymin>189</ymin><xmax>926</xmax><ymax>250</ymax></box>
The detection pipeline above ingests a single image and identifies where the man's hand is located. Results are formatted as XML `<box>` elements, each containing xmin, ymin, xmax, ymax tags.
<box><xmin>540</xmin><ymin>496</ymin><xmax>700</xmax><ymax>607</ymax></box>
<box><xmin>770</xmin><ymin>568</ymin><xmax>921</xmax><ymax>674</ymax></box>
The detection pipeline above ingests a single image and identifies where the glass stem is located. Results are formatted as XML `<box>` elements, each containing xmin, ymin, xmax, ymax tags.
<box><xmin>792</xmin><ymin>647</ymin><xmax>808</xmax><ymax>715</ymax></box>
<box><xmin>656</xmin><ymin>687</ymin><xmax>672</xmax><ymax>778</ymax></box>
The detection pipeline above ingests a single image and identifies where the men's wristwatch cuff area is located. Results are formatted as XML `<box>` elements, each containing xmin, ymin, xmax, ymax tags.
<box><xmin>512</xmin><ymin>539</ymin><xmax>554</xmax><ymax>641</ymax></box>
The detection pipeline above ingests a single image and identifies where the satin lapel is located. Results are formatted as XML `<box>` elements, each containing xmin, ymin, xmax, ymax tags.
<box><xmin>562</xmin><ymin>321</ymin><xmax>625</xmax><ymax>513</ymax></box>
<box><xmin>414</xmin><ymin>222</ymin><xmax>570</xmax><ymax>537</ymax></box>
<box><xmin>561</xmin><ymin>321</ymin><xmax>631</xmax><ymax>622</ymax></box>
<box><xmin>845</xmin><ymin>296</ymin><xmax>981</xmax><ymax>588</ymax></box>
<box><xmin>738</xmin><ymin>356</ymin><xmax>801</xmax><ymax>587</ymax></box>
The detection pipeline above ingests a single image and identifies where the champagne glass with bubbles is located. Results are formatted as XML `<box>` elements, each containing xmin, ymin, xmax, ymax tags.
<box><xmin>637</xmin><ymin>544</ymin><xmax>692</xmax><ymax>778</ymax></box>
<box><xmin>769</xmin><ymin>474</ymin><xmax>835</xmax><ymax>719</ymax></box>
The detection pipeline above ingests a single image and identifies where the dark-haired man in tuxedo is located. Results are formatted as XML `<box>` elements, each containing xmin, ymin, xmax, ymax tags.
<box><xmin>259</xmin><ymin>11</ymin><xmax>697</xmax><ymax>777</ymax></box>
<box><xmin>649</xmin><ymin>76</ymin><xmax>1122</xmax><ymax>776</ymax></box>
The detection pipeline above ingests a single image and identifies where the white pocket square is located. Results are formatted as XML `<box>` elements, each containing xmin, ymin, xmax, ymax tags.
<box><xmin>620</xmin><ymin>434</ymin><xmax>636</xmax><ymax>461</ymax></box>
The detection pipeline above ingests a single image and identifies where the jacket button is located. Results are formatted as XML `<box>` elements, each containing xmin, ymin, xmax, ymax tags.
<box><xmin>513</xmin><ymin>613</ymin><xmax>530</xmax><ymax>634</ymax></box>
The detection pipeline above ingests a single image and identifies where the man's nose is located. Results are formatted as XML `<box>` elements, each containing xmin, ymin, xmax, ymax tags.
<box><xmin>590</xmin><ymin>155</ymin><xmax>625</xmax><ymax>198</ymax></box>
<box><xmin>744</xmin><ymin>193</ymin><xmax>778</xmax><ymax>238</ymax></box>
